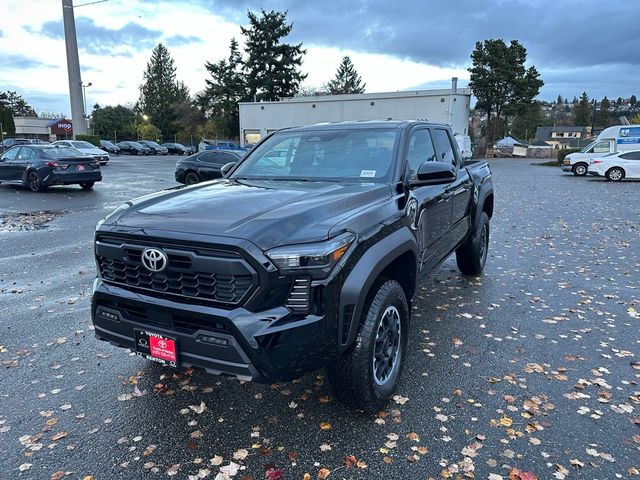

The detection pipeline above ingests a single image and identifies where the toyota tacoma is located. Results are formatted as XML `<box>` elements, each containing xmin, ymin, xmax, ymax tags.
<box><xmin>92</xmin><ymin>121</ymin><xmax>494</xmax><ymax>410</ymax></box>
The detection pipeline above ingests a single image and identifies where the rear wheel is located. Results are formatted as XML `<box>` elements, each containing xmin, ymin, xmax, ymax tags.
<box><xmin>328</xmin><ymin>279</ymin><xmax>409</xmax><ymax>411</ymax></box>
<box><xmin>572</xmin><ymin>163</ymin><xmax>588</xmax><ymax>176</ymax></box>
<box><xmin>185</xmin><ymin>171</ymin><xmax>200</xmax><ymax>184</ymax></box>
<box><xmin>27</xmin><ymin>171</ymin><xmax>44</xmax><ymax>192</ymax></box>
<box><xmin>80</xmin><ymin>181</ymin><xmax>94</xmax><ymax>190</ymax></box>
<box><xmin>456</xmin><ymin>211</ymin><xmax>490</xmax><ymax>275</ymax></box>
<box><xmin>606</xmin><ymin>167</ymin><xmax>624</xmax><ymax>182</ymax></box>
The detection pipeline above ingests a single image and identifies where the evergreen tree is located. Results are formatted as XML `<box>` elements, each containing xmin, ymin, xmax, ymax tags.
<box><xmin>468</xmin><ymin>39</ymin><xmax>543</xmax><ymax>144</ymax></box>
<box><xmin>91</xmin><ymin>104</ymin><xmax>137</xmax><ymax>140</ymax></box>
<box><xmin>630</xmin><ymin>95</ymin><xmax>637</xmax><ymax>107</ymax></box>
<box><xmin>573</xmin><ymin>92</ymin><xmax>591</xmax><ymax>126</ymax></box>
<box><xmin>326</xmin><ymin>56</ymin><xmax>366</xmax><ymax>95</ymax></box>
<box><xmin>556</xmin><ymin>94</ymin><xmax>563</xmax><ymax>105</ymax></box>
<box><xmin>0</xmin><ymin>91</ymin><xmax>37</xmax><ymax>117</ymax></box>
<box><xmin>198</xmin><ymin>38</ymin><xmax>247</xmax><ymax>138</ymax></box>
<box><xmin>0</xmin><ymin>106</ymin><xmax>16</xmax><ymax>135</ymax></box>
<box><xmin>241</xmin><ymin>9</ymin><xmax>307</xmax><ymax>101</ymax></box>
<box><xmin>511</xmin><ymin>101</ymin><xmax>548</xmax><ymax>142</ymax></box>
<box><xmin>597</xmin><ymin>96</ymin><xmax>611</xmax><ymax>126</ymax></box>
<box><xmin>137</xmin><ymin>43</ymin><xmax>182</xmax><ymax>139</ymax></box>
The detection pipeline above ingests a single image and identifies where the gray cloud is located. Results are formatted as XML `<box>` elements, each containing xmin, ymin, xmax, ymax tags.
<box><xmin>0</xmin><ymin>54</ymin><xmax>57</xmax><ymax>70</ymax></box>
<box><xmin>192</xmin><ymin>0</ymin><xmax>639</xmax><ymax>99</ymax></box>
<box><xmin>34</xmin><ymin>16</ymin><xmax>162</xmax><ymax>56</ymax></box>
<box><xmin>166</xmin><ymin>34</ymin><xmax>203</xmax><ymax>46</ymax></box>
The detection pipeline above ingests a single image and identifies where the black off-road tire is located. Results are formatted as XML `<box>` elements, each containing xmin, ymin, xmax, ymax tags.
<box><xmin>185</xmin><ymin>171</ymin><xmax>200</xmax><ymax>184</ymax></box>
<box><xmin>328</xmin><ymin>279</ymin><xmax>409</xmax><ymax>412</ymax></box>
<box><xmin>456</xmin><ymin>211</ymin><xmax>490</xmax><ymax>276</ymax></box>
<box><xmin>605</xmin><ymin>167</ymin><xmax>624</xmax><ymax>182</ymax></box>
<box><xmin>572</xmin><ymin>163</ymin><xmax>588</xmax><ymax>176</ymax></box>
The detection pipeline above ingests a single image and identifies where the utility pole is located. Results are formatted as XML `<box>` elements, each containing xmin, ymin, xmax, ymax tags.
<box><xmin>62</xmin><ymin>0</ymin><xmax>87</xmax><ymax>136</ymax></box>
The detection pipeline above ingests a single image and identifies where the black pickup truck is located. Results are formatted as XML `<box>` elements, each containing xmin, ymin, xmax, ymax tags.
<box><xmin>92</xmin><ymin>121</ymin><xmax>494</xmax><ymax>410</ymax></box>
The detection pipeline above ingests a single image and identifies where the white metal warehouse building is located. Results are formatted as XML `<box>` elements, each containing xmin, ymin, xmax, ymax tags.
<box><xmin>238</xmin><ymin>78</ymin><xmax>471</xmax><ymax>146</ymax></box>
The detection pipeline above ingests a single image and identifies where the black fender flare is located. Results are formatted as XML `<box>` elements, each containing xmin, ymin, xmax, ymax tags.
<box><xmin>471</xmin><ymin>185</ymin><xmax>493</xmax><ymax>232</ymax></box>
<box><xmin>338</xmin><ymin>227</ymin><xmax>418</xmax><ymax>353</ymax></box>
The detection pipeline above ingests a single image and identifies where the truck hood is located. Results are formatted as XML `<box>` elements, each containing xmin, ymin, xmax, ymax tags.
<box><xmin>106</xmin><ymin>179</ymin><xmax>392</xmax><ymax>250</ymax></box>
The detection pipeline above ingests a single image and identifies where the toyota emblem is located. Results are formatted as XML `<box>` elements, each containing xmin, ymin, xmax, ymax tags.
<box><xmin>158</xmin><ymin>340</ymin><xmax>167</xmax><ymax>349</ymax></box>
<box><xmin>141</xmin><ymin>248</ymin><xmax>168</xmax><ymax>272</ymax></box>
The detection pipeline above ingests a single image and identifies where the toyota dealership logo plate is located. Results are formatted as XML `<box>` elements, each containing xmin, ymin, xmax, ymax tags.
<box><xmin>134</xmin><ymin>330</ymin><xmax>177</xmax><ymax>366</ymax></box>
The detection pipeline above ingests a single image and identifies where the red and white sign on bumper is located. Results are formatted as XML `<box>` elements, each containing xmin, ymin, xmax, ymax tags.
<box><xmin>149</xmin><ymin>335</ymin><xmax>177</xmax><ymax>363</ymax></box>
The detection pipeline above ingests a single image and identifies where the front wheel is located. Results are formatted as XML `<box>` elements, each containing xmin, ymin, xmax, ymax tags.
<box><xmin>606</xmin><ymin>167</ymin><xmax>624</xmax><ymax>182</ymax></box>
<box><xmin>328</xmin><ymin>279</ymin><xmax>409</xmax><ymax>411</ymax></box>
<box><xmin>27</xmin><ymin>171</ymin><xmax>44</xmax><ymax>192</ymax></box>
<box><xmin>572</xmin><ymin>163</ymin><xmax>588</xmax><ymax>176</ymax></box>
<box><xmin>80</xmin><ymin>181</ymin><xmax>94</xmax><ymax>190</ymax></box>
<box><xmin>456</xmin><ymin>211</ymin><xmax>490</xmax><ymax>275</ymax></box>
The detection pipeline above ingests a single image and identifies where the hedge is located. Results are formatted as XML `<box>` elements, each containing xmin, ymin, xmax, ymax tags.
<box><xmin>75</xmin><ymin>134</ymin><xmax>100</xmax><ymax>147</ymax></box>
<box><xmin>557</xmin><ymin>148</ymin><xmax>581</xmax><ymax>162</ymax></box>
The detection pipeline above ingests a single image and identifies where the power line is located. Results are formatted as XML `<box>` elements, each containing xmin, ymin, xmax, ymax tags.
<box><xmin>74</xmin><ymin>0</ymin><xmax>109</xmax><ymax>8</ymax></box>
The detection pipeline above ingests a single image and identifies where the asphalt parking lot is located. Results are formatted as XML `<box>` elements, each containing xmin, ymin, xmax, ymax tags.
<box><xmin>1</xmin><ymin>156</ymin><xmax>639</xmax><ymax>480</ymax></box>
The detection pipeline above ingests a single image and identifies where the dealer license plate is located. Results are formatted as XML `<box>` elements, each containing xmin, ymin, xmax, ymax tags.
<box><xmin>77</xmin><ymin>164</ymin><xmax>85</xmax><ymax>171</ymax></box>
<box><xmin>134</xmin><ymin>330</ymin><xmax>177</xmax><ymax>366</ymax></box>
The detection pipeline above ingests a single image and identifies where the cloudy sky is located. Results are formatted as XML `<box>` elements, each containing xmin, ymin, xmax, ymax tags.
<box><xmin>0</xmin><ymin>0</ymin><xmax>638</xmax><ymax>118</ymax></box>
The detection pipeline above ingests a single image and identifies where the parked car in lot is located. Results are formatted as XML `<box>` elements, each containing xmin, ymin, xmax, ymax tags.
<box><xmin>198</xmin><ymin>139</ymin><xmax>246</xmax><ymax>152</ymax></box>
<box><xmin>138</xmin><ymin>140</ymin><xmax>169</xmax><ymax>155</ymax></box>
<box><xmin>100</xmin><ymin>140</ymin><xmax>121</xmax><ymax>155</ymax></box>
<box><xmin>116</xmin><ymin>141</ymin><xmax>151</xmax><ymax>155</ymax></box>
<box><xmin>0</xmin><ymin>138</ymin><xmax>30</xmax><ymax>152</ymax></box>
<box><xmin>175</xmin><ymin>149</ymin><xmax>245</xmax><ymax>184</ymax></box>
<box><xmin>92</xmin><ymin>120</ymin><xmax>494</xmax><ymax>410</ymax></box>
<box><xmin>161</xmin><ymin>142</ymin><xmax>190</xmax><ymax>155</ymax></box>
<box><xmin>563</xmin><ymin>125</ymin><xmax>640</xmax><ymax>176</ymax></box>
<box><xmin>52</xmin><ymin>140</ymin><xmax>110</xmax><ymax>165</ymax></box>
<box><xmin>0</xmin><ymin>145</ymin><xmax>101</xmax><ymax>191</ymax></box>
<box><xmin>588</xmin><ymin>150</ymin><xmax>640</xmax><ymax>181</ymax></box>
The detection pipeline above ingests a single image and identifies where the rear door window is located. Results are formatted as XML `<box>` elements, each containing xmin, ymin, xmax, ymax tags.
<box><xmin>219</xmin><ymin>152</ymin><xmax>239</xmax><ymax>164</ymax></box>
<box><xmin>17</xmin><ymin>147</ymin><xmax>35</xmax><ymax>160</ymax></box>
<box><xmin>199</xmin><ymin>152</ymin><xmax>219</xmax><ymax>163</ymax></box>
<box><xmin>432</xmin><ymin>129</ymin><xmax>457</xmax><ymax>165</ymax></box>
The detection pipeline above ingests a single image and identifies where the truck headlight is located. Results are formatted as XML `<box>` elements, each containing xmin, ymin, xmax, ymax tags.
<box><xmin>266</xmin><ymin>232</ymin><xmax>355</xmax><ymax>279</ymax></box>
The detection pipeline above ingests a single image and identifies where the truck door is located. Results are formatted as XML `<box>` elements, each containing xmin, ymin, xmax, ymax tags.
<box><xmin>405</xmin><ymin>128</ymin><xmax>453</xmax><ymax>276</ymax></box>
<box><xmin>432</xmin><ymin>128</ymin><xmax>473</xmax><ymax>245</ymax></box>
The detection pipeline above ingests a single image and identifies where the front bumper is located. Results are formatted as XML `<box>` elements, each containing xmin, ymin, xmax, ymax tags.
<box><xmin>562</xmin><ymin>164</ymin><xmax>573</xmax><ymax>172</ymax></box>
<box><xmin>175</xmin><ymin>170</ymin><xmax>185</xmax><ymax>183</ymax></box>
<box><xmin>91</xmin><ymin>279</ymin><xmax>338</xmax><ymax>382</ymax></box>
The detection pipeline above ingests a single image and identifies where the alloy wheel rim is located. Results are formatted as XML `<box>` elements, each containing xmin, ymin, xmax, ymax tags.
<box><xmin>576</xmin><ymin>165</ymin><xmax>586</xmax><ymax>175</ymax></box>
<box><xmin>479</xmin><ymin>224</ymin><xmax>488</xmax><ymax>265</ymax></box>
<box><xmin>373</xmin><ymin>306</ymin><xmax>402</xmax><ymax>385</ymax></box>
<box><xmin>610</xmin><ymin>169</ymin><xmax>622</xmax><ymax>180</ymax></box>
<box><xmin>29</xmin><ymin>173</ymin><xmax>40</xmax><ymax>191</ymax></box>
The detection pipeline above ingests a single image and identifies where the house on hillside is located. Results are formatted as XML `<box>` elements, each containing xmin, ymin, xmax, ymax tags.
<box><xmin>534</xmin><ymin>126</ymin><xmax>591</xmax><ymax>149</ymax></box>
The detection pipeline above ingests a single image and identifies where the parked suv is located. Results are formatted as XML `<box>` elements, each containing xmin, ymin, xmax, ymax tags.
<box><xmin>92</xmin><ymin>121</ymin><xmax>494</xmax><ymax>410</ymax></box>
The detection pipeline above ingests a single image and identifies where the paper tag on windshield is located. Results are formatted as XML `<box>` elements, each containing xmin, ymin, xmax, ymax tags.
<box><xmin>360</xmin><ymin>170</ymin><xmax>376</xmax><ymax>178</ymax></box>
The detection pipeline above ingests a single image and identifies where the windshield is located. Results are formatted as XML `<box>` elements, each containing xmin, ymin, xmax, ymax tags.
<box><xmin>579</xmin><ymin>140</ymin><xmax>596</xmax><ymax>153</ymax></box>
<box><xmin>131</xmin><ymin>142</ymin><xmax>145</xmax><ymax>148</ymax></box>
<box><xmin>145</xmin><ymin>141</ymin><xmax>160</xmax><ymax>147</ymax></box>
<box><xmin>42</xmin><ymin>147</ymin><xmax>83</xmax><ymax>157</ymax></box>
<box><xmin>102</xmin><ymin>141</ymin><xmax>114</xmax><ymax>147</ymax></box>
<box><xmin>71</xmin><ymin>141</ymin><xmax>95</xmax><ymax>149</ymax></box>
<box><xmin>232</xmin><ymin>128</ymin><xmax>399</xmax><ymax>181</ymax></box>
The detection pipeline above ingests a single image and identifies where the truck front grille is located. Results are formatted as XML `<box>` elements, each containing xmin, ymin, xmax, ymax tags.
<box><xmin>96</xmin><ymin>236</ymin><xmax>257</xmax><ymax>306</ymax></box>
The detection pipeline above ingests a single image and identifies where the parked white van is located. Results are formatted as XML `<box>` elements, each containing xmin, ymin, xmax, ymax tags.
<box><xmin>563</xmin><ymin>125</ymin><xmax>640</xmax><ymax>176</ymax></box>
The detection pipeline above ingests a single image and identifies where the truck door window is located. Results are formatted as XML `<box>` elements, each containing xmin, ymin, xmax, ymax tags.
<box><xmin>432</xmin><ymin>129</ymin><xmax>456</xmax><ymax>165</ymax></box>
<box><xmin>406</xmin><ymin>129</ymin><xmax>436</xmax><ymax>179</ymax></box>
<box><xmin>593</xmin><ymin>141</ymin><xmax>610</xmax><ymax>153</ymax></box>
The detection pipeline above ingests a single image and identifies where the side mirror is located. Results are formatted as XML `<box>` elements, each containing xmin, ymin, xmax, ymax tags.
<box><xmin>411</xmin><ymin>161</ymin><xmax>456</xmax><ymax>186</ymax></box>
<box><xmin>221</xmin><ymin>162</ymin><xmax>236</xmax><ymax>177</ymax></box>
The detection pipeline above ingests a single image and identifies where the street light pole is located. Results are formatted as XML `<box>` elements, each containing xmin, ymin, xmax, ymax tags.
<box><xmin>62</xmin><ymin>0</ymin><xmax>87</xmax><ymax>137</ymax></box>
<box><xmin>81</xmin><ymin>81</ymin><xmax>92</xmax><ymax>132</ymax></box>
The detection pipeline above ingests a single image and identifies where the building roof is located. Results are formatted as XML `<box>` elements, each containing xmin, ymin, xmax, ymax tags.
<box><xmin>535</xmin><ymin>126</ymin><xmax>552</xmax><ymax>140</ymax></box>
<box><xmin>530</xmin><ymin>139</ymin><xmax>552</xmax><ymax>147</ymax></box>
<box><xmin>240</xmin><ymin>88</ymin><xmax>472</xmax><ymax>105</ymax></box>
<box><xmin>551</xmin><ymin>126</ymin><xmax>586</xmax><ymax>133</ymax></box>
